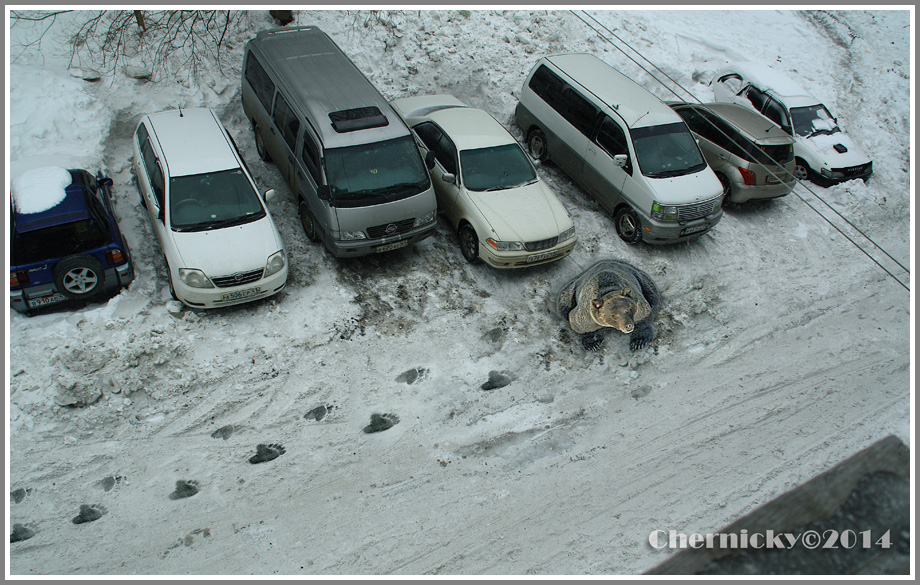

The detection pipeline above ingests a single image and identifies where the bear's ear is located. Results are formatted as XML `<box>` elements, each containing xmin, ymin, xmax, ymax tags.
<box><xmin>621</xmin><ymin>287</ymin><xmax>632</xmax><ymax>297</ymax></box>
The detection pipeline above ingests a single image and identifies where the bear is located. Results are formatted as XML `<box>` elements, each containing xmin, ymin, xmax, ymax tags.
<box><xmin>557</xmin><ymin>259</ymin><xmax>661</xmax><ymax>351</ymax></box>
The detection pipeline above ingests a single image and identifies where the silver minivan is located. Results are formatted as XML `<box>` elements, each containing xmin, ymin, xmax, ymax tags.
<box><xmin>241</xmin><ymin>26</ymin><xmax>437</xmax><ymax>257</ymax></box>
<box><xmin>515</xmin><ymin>53</ymin><xmax>723</xmax><ymax>244</ymax></box>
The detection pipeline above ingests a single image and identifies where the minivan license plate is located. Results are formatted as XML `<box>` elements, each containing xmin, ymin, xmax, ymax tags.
<box><xmin>222</xmin><ymin>287</ymin><xmax>261</xmax><ymax>302</ymax></box>
<box><xmin>680</xmin><ymin>224</ymin><xmax>709</xmax><ymax>237</ymax></box>
<box><xmin>28</xmin><ymin>293</ymin><xmax>66</xmax><ymax>308</ymax></box>
<box><xmin>376</xmin><ymin>240</ymin><xmax>408</xmax><ymax>253</ymax></box>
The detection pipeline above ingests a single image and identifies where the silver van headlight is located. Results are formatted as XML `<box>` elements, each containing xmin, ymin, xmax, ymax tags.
<box><xmin>264</xmin><ymin>250</ymin><xmax>286</xmax><ymax>277</ymax></box>
<box><xmin>414</xmin><ymin>210</ymin><xmax>436</xmax><ymax>227</ymax></box>
<box><xmin>339</xmin><ymin>230</ymin><xmax>366</xmax><ymax>241</ymax></box>
<box><xmin>651</xmin><ymin>202</ymin><xmax>679</xmax><ymax>222</ymax></box>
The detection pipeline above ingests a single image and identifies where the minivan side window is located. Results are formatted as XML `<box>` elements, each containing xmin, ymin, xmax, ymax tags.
<box><xmin>245</xmin><ymin>53</ymin><xmax>276</xmax><ymax>113</ymax></box>
<box><xmin>300</xmin><ymin>129</ymin><xmax>322</xmax><ymax>184</ymax></box>
<box><xmin>138</xmin><ymin>126</ymin><xmax>165</xmax><ymax>208</ymax></box>
<box><xmin>595</xmin><ymin>116</ymin><xmax>632</xmax><ymax>175</ymax></box>
<box><xmin>529</xmin><ymin>64</ymin><xmax>599</xmax><ymax>137</ymax></box>
<box><xmin>272</xmin><ymin>93</ymin><xmax>300</xmax><ymax>152</ymax></box>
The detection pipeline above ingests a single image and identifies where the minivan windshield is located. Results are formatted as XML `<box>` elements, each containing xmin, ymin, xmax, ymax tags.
<box><xmin>631</xmin><ymin>122</ymin><xmax>708</xmax><ymax>179</ymax></box>
<box><xmin>325</xmin><ymin>136</ymin><xmax>430</xmax><ymax>205</ymax></box>
<box><xmin>169</xmin><ymin>168</ymin><xmax>265</xmax><ymax>232</ymax></box>
<box><xmin>460</xmin><ymin>144</ymin><xmax>537</xmax><ymax>192</ymax></box>
<box><xmin>790</xmin><ymin>104</ymin><xmax>840</xmax><ymax>138</ymax></box>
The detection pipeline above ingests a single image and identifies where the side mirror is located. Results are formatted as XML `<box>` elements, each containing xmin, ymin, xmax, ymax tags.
<box><xmin>425</xmin><ymin>150</ymin><xmax>436</xmax><ymax>170</ymax></box>
<box><xmin>612</xmin><ymin>154</ymin><xmax>629</xmax><ymax>168</ymax></box>
<box><xmin>317</xmin><ymin>185</ymin><xmax>331</xmax><ymax>201</ymax></box>
<box><xmin>156</xmin><ymin>205</ymin><xmax>165</xmax><ymax>222</ymax></box>
<box><xmin>441</xmin><ymin>173</ymin><xmax>456</xmax><ymax>185</ymax></box>
<box><xmin>263</xmin><ymin>188</ymin><xmax>276</xmax><ymax>202</ymax></box>
<box><xmin>98</xmin><ymin>177</ymin><xmax>114</xmax><ymax>187</ymax></box>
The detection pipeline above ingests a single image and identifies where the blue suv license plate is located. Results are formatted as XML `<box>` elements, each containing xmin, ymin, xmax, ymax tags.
<box><xmin>28</xmin><ymin>293</ymin><xmax>67</xmax><ymax>308</ymax></box>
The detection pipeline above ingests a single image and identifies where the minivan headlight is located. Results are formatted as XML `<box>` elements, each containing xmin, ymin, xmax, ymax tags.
<box><xmin>651</xmin><ymin>202</ymin><xmax>679</xmax><ymax>222</ymax></box>
<box><xmin>414</xmin><ymin>210</ymin><xmax>436</xmax><ymax>227</ymax></box>
<box><xmin>558</xmin><ymin>226</ymin><xmax>576</xmax><ymax>242</ymax></box>
<box><xmin>486</xmin><ymin>238</ymin><xmax>525</xmax><ymax>252</ymax></box>
<box><xmin>264</xmin><ymin>250</ymin><xmax>286</xmax><ymax>277</ymax></box>
<box><xmin>339</xmin><ymin>230</ymin><xmax>366</xmax><ymax>241</ymax></box>
<box><xmin>178</xmin><ymin>268</ymin><xmax>214</xmax><ymax>289</ymax></box>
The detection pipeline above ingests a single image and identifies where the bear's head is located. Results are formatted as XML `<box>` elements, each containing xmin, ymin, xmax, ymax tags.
<box><xmin>591</xmin><ymin>288</ymin><xmax>651</xmax><ymax>333</ymax></box>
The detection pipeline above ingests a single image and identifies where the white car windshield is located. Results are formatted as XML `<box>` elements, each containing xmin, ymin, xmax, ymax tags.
<box><xmin>460</xmin><ymin>144</ymin><xmax>537</xmax><ymax>192</ymax></box>
<box><xmin>632</xmin><ymin>122</ymin><xmax>707</xmax><ymax>178</ymax></box>
<box><xmin>169</xmin><ymin>168</ymin><xmax>265</xmax><ymax>232</ymax></box>
<box><xmin>790</xmin><ymin>104</ymin><xmax>840</xmax><ymax>138</ymax></box>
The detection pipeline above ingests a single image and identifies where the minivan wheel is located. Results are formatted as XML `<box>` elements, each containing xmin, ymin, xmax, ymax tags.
<box><xmin>459</xmin><ymin>224</ymin><xmax>480</xmax><ymax>264</ymax></box>
<box><xmin>254</xmin><ymin>124</ymin><xmax>271</xmax><ymax>162</ymax></box>
<box><xmin>54</xmin><ymin>254</ymin><xmax>105</xmax><ymax>299</ymax></box>
<box><xmin>527</xmin><ymin>128</ymin><xmax>548</xmax><ymax>162</ymax></box>
<box><xmin>716</xmin><ymin>172</ymin><xmax>733</xmax><ymax>206</ymax></box>
<box><xmin>614</xmin><ymin>207</ymin><xmax>643</xmax><ymax>244</ymax></box>
<box><xmin>299</xmin><ymin>200</ymin><xmax>319</xmax><ymax>242</ymax></box>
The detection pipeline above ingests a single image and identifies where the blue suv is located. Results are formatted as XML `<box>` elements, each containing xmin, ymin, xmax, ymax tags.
<box><xmin>10</xmin><ymin>168</ymin><xmax>135</xmax><ymax>314</ymax></box>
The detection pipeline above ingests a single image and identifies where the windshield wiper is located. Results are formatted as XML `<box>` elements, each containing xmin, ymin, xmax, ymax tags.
<box><xmin>175</xmin><ymin>213</ymin><xmax>262</xmax><ymax>232</ymax></box>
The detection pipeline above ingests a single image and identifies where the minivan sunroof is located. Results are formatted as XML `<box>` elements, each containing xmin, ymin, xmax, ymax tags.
<box><xmin>329</xmin><ymin>107</ymin><xmax>389</xmax><ymax>133</ymax></box>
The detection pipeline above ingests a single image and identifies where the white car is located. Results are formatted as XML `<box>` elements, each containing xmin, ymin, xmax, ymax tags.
<box><xmin>132</xmin><ymin>108</ymin><xmax>288</xmax><ymax>308</ymax></box>
<box><xmin>710</xmin><ymin>62</ymin><xmax>872</xmax><ymax>185</ymax></box>
<box><xmin>390</xmin><ymin>94</ymin><xmax>577</xmax><ymax>268</ymax></box>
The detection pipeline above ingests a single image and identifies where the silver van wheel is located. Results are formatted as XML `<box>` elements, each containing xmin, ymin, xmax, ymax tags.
<box><xmin>299</xmin><ymin>200</ymin><xmax>319</xmax><ymax>242</ymax></box>
<box><xmin>614</xmin><ymin>207</ymin><xmax>642</xmax><ymax>244</ymax></box>
<box><xmin>254</xmin><ymin>124</ymin><xmax>271</xmax><ymax>162</ymax></box>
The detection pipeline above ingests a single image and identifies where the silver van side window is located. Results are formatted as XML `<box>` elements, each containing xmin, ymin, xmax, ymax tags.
<box><xmin>272</xmin><ymin>93</ymin><xmax>300</xmax><ymax>152</ymax></box>
<box><xmin>300</xmin><ymin>130</ymin><xmax>322</xmax><ymax>184</ymax></box>
<box><xmin>244</xmin><ymin>53</ymin><xmax>275</xmax><ymax>113</ymax></box>
<box><xmin>596</xmin><ymin>117</ymin><xmax>632</xmax><ymax>175</ymax></box>
<box><xmin>528</xmin><ymin>64</ymin><xmax>598</xmax><ymax>137</ymax></box>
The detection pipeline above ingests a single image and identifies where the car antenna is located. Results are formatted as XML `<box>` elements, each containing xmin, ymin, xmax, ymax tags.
<box><xmin>178</xmin><ymin>105</ymin><xmax>183</xmax><ymax>117</ymax></box>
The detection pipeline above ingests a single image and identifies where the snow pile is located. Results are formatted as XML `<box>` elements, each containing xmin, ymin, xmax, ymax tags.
<box><xmin>11</xmin><ymin>166</ymin><xmax>72</xmax><ymax>214</ymax></box>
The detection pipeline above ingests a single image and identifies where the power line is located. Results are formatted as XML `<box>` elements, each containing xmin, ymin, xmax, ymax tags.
<box><xmin>569</xmin><ymin>9</ymin><xmax>909</xmax><ymax>291</ymax></box>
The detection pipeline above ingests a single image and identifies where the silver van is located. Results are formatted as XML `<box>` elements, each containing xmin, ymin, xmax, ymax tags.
<box><xmin>241</xmin><ymin>26</ymin><xmax>437</xmax><ymax>257</ymax></box>
<box><xmin>515</xmin><ymin>53</ymin><xmax>723</xmax><ymax>244</ymax></box>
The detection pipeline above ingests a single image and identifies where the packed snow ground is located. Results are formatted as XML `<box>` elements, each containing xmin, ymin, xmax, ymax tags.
<box><xmin>6</xmin><ymin>9</ymin><xmax>912</xmax><ymax>575</ymax></box>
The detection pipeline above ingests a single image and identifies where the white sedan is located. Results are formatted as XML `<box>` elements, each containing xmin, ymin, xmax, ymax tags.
<box><xmin>391</xmin><ymin>94</ymin><xmax>577</xmax><ymax>269</ymax></box>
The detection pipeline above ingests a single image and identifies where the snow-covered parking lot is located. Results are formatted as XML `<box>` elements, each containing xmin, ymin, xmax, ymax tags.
<box><xmin>7</xmin><ymin>9</ymin><xmax>911</xmax><ymax>575</ymax></box>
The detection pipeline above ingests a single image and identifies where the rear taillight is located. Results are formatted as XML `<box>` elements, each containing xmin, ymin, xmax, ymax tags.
<box><xmin>11</xmin><ymin>270</ymin><xmax>29</xmax><ymax>288</ymax></box>
<box><xmin>738</xmin><ymin>167</ymin><xmax>757</xmax><ymax>186</ymax></box>
<box><xmin>106</xmin><ymin>249</ymin><xmax>125</xmax><ymax>265</ymax></box>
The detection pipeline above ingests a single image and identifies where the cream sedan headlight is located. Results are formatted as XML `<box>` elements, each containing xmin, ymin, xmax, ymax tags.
<box><xmin>558</xmin><ymin>226</ymin><xmax>576</xmax><ymax>242</ymax></box>
<box><xmin>264</xmin><ymin>250</ymin><xmax>286</xmax><ymax>277</ymax></box>
<box><xmin>178</xmin><ymin>268</ymin><xmax>214</xmax><ymax>289</ymax></box>
<box><xmin>486</xmin><ymin>238</ymin><xmax>525</xmax><ymax>252</ymax></box>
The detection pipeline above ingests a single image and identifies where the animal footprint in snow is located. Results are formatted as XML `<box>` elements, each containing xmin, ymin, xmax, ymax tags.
<box><xmin>210</xmin><ymin>425</ymin><xmax>236</xmax><ymax>440</ymax></box>
<box><xmin>169</xmin><ymin>480</ymin><xmax>200</xmax><ymax>500</ymax></box>
<box><xmin>395</xmin><ymin>367</ymin><xmax>428</xmax><ymax>385</ymax></box>
<box><xmin>480</xmin><ymin>370</ymin><xmax>516</xmax><ymax>391</ymax></box>
<box><xmin>10</xmin><ymin>523</ymin><xmax>36</xmax><ymax>543</ymax></box>
<box><xmin>304</xmin><ymin>405</ymin><xmax>333</xmax><ymax>421</ymax></box>
<box><xmin>249</xmin><ymin>443</ymin><xmax>285</xmax><ymax>464</ymax></box>
<box><xmin>72</xmin><ymin>504</ymin><xmax>106</xmax><ymax>525</ymax></box>
<box><xmin>363</xmin><ymin>413</ymin><xmax>399</xmax><ymax>434</ymax></box>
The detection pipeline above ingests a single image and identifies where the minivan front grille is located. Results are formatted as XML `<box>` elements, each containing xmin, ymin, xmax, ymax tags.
<box><xmin>525</xmin><ymin>237</ymin><xmax>558</xmax><ymax>252</ymax></box>
<box><xmin>367</xmin><ymin>218</ymin><xmax>415</xmax><ymax>239</ymax></box>
<box><xmin>677</xmin><ymin>196</ymin><xmax>721</xmax><ymax>222</ymax></box>
<box><xmin>212</xmin><ymin>268</ymin><xmax>264</xmax><ymax>288</ymax></box>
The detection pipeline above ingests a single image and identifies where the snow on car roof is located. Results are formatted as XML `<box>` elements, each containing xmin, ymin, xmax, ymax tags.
<box><xmin>11</xmin><ymin>166</ymin><xmax>73</xmax><ymax>215</ymax></box>
<box><xmin>730</xmin><ymin>62</ymin><xmax>815</xmax><ymax>101</ymax></box>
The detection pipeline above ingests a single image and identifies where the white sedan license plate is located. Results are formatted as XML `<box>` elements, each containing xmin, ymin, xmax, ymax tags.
<box><xmin>28</xmin><ymin>293</ymin><xmax>66</xmax><ymax>308</ymax></box>
<box><xmin>376</xmin><ymin>240</ymin><xmax>408</xmax><ymax>253</ymax></box>
<box><xmin>527</xmin><ymin>250</ymin><xmax>560</xmax><ymax>263</ymax></box>
<box><xmin>222</xmin><ymin>287</ymin><xmax>261</xmax><ymax>302</ymax></box>
<box><xmin>680</xmin><ymin>224</ymin><xmax>709</xmax><ymax>237</ymax></box>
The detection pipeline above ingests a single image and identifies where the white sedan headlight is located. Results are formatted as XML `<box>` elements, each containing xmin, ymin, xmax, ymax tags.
<box><xmin>178</xmin><ymin>268</ymin><xmax>214</xmax><ymax>289</ymax></box>
<box><xmin>264</xmin><ymin>250</ymin><xmax>286</xmax><ymax>277</ymax></box>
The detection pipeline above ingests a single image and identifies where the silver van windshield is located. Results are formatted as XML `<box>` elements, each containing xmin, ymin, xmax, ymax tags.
<box><xmin>325</xmin><ymin>136</ymin><xmax>429</xmax><ymax>202</ymax></box>
<box><xmin>632</xmin><ymin>122</ymin><xmax>707</xmax><ymax>179</ymax></box>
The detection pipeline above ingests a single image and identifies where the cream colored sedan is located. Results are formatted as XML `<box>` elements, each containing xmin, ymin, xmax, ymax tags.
<box><xmin>391</xmin><ymin>94</ymin><xmax>577</xmax><ymax>268</ymax></box>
